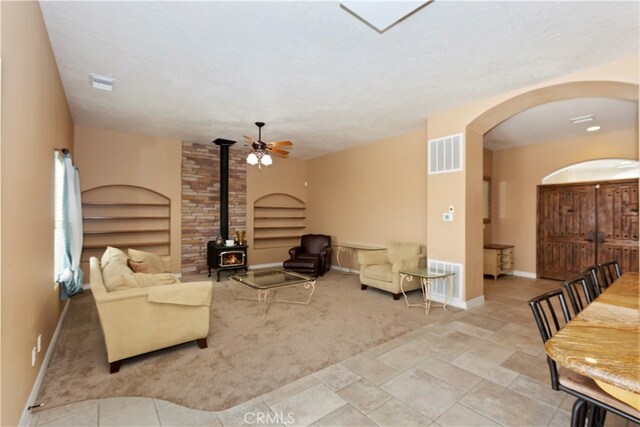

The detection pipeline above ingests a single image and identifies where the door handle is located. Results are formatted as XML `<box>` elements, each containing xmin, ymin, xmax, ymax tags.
<box><xmin>586</xmin><ymin>231</ymin><xmax>595</xmax><ymax>242</ymax></box>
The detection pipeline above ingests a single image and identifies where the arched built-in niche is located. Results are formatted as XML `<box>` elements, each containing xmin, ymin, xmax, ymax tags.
<box><xmin>253</xmin><ymin>193</ymin><xmax>306</xmax><ymax>249</ymax></box>
<box><xmin>81</xmin><ymin>185</ymin><xmax>171</xmax><ymax>267</ymax></box>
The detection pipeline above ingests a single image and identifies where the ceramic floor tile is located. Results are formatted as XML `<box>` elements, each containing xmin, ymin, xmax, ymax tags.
<box><xmin>309</xmin><ymin>404</ymin><xmax>377</xmax><ymax>427</ymax></box>
<box><xmin>548</xmin><ymin>410</ymin><xmax>572</xmax><ymax>427</ymax></box>
<box><xmin>438</xmin><ymin>321</ymin><xmax>496</xmax><ymax>339</ymax></box>
<box><xmin>366</xmin><ymin>398</ymin><xmax>432</xmax><ymax>427</ymax></box>
<box><xmin>508</xmin><ymin>375</ymin><xmax>561</xmax><ymax>408</ymax></box>
<box><xmin>262</xmin><ymin>375</ymin><xmax>321</xmax><ymax>407</ymax></box>
<box><xmin>375</xmin><ymin>341</ymin><xmax>432</xmax><ymax>371</ymax></box>
<box><xmin>558</xmin><ymin>394</ymin><xmax>577</xmax><ymax>415</ymax></box>
<box><xmin>336</xmin><ymin>379</ymin><xmax>392</xmax><ymax>414</ymax></box>
<box><xmin>460</xmin><ymin>380</ymin><xmax>556</xmax><ymax>426</ymax></box>
<box><xmin>500</xmin><ymin>351</ymin><xmax>551</xmax><ymax>383</ymax></box>
<box><xmin>361</xmin><ymin>338</ymin><xmax>405</xmax><ymax>359</ymax></box>
<box><xmin>450</xmin><ymin>352</ymin><xmax>519</xmax><ymax>387</ymax></box>
<box><xmin>219</xmin><ymin>399</ymin><xmax>280</xmax><ymax>427</ymax></box>
<box><xmin>35</xmin><ymin>400</ymin><xmax>98</xmax><ymax>425</ymax></box>
<box><xmin>313</xmin><ymin>363</ymin><xmax>361</xmax><ymax>391</ymax></box>
<box><xmin>415</xmin><ymin>357</ymin><xmax>483</xmax><ymax>392</ymax></box>
<box><xmin>156</xmin><ymin>401</ymin><xmax>221</xmax><ymax>426</ymax></box>
<box><xmin>486</xmin><ymin>329</ymin><xmax>543</xmax><ymax>356</ymax></box>
<box><xmin>435</xmin><ymin>403</ymin><xmax>500</xmax><ymax>427</ymax></box>
<box><xmin>341</xmin><ymin>355</ymin><xmax>400</xmax><ymax>385</ymax></box>
<box><xmin>37</xmin><ymin>406</ymin><xmax>98</xmax><ymax>427</ymax></box>
<box><xmin>270</xmin><ymin>383</ymin><xmax>346</xmax><ymax>426</ymax></box>
<box><xmin>460</xmin><ymin>340</ymin><xmax>516</xmax><ymax>365</ymax></box>
<box><xmin>413</xmin><ymin>331</ymin><xmax>479</xmax><ymax>361</ymax></box>
<box><xmin>456</xmin><ymin>313</ymin><xmax>505</xmax><ymax>331</ymax></box>
<box><xmin>99</xmin><ymin>397</ymin><xmax>159</xmax><ymax>427</ymax></box>
<box><xmin>380</xmin><ymin>368</ymin><xmax>465</xmax><ymax>420</ymax></box>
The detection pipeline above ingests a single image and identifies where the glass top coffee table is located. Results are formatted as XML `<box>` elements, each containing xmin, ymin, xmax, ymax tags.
<box><xmin>228</xmin><ymin>268</ymin><xmax>317</xmax><ymax>318</ymax></box>
<box><xmin>399</xmin><ymin>268</ymin><xmax>455</xmax><ymax>315</ymax></box>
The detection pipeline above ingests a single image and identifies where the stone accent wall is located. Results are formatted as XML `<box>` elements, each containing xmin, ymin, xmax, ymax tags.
<box><xmin>181</xmin><ymin>141</ymin><xmax>246</xmax><ymax>274</ymax></box>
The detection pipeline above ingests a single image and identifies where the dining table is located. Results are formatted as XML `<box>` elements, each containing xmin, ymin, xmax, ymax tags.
<box><xmin>545</xmin><ymin>272</ymin><xmax>640</xmax><ymax>413</ymax></box>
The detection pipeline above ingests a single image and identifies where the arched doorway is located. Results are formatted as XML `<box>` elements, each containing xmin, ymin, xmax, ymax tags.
<box><xmin>466</xmin><ymin>81</ymin><xmax>639</xmax><ymax>287</ymax></box>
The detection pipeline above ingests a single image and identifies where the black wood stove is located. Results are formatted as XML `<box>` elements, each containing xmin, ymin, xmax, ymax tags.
<box><xmin>206</xmin><ymin>138</ymin><xmax>248</xmax><ymax>281</ymax></box>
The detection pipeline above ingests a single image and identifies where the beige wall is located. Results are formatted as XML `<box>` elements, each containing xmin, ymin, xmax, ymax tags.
<box><xmin>74</xmin><ymin>127</ymin><xmax>183</xmax><ymax>272</ymax></box>
<box><xmin>247</xmin><ymin>157</ymin><xmax>308</xmax><ymax>265</ymax></box>
<box><xmin>490</xmin><ymin>128</ymin><xmax>638</xmax><ymax>274</ymax></box>
<box><xmin>1</xmin><ymin>3</ymin><xmax>74</xmax><ymax>425</ymax></box>
<box><xmin>426</xmin><ymin>55</ymin><xmax>639</xmax><ymax>302</ymax></box>
<box><xmin>306</xmin><ymin>129</ymin><xmax>429</xmax><ymax>270</ymax></box>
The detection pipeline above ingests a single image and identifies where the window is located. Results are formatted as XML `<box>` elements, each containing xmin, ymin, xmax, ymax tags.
<box><xmin>54</xmin><ymin>152</ymin><xmax>65</xmax><ymax>281</ymax></box>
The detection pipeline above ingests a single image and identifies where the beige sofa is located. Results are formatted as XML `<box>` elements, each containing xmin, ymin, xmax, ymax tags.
<box><xmin>90</xmin><ymin>251</ymin><xmax>212</xmax><ymax>373</ymax></box>
<box><xmin>357</xmin><ymin>243</ymin><xmax>426</xmax><ymax>300</ymax></box>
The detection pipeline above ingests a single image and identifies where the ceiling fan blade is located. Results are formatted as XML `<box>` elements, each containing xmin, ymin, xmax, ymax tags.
<box><xmin>243</xmin><ymin>135</ymin><xmax>258</xmax><ymax>144</ymax></box>
<box><xmin>268</xmin><ymin>147</ymin><xmax>290</xmax><ymax>157</ymax></box>
<box><xmin>267</xmin><ymin>140</ymin><xmax>293</xmax><ymax>147</ymax></box>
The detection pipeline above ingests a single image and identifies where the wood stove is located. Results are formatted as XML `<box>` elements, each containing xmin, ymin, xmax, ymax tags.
<box><xmin>207</xmin><ymin>242</ymin><xmax>248</xmax><ymax>281</ymax></box>
<box><xmin>207</xmin><ymin>138</ymin><xmax>248</xmax><ymax>281</ymax></box>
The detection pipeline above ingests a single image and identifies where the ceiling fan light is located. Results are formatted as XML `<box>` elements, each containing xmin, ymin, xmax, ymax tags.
<box><xmin>261</xmin><ymin>154</ymin><xmax>273</xmax><ymax>166</ymax></box>
<box><xmin>247</xmin><ymin>152</ymin><xmax>259</xmax><ymax>165</ymax></box>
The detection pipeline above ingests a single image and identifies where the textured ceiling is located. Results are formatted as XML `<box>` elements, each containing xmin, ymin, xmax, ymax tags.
<box><xmin>40</xmin><ymin>1</ymin><xmax>639</xmax><ymax>159</ymax></box>
<box><xmin>484</xmin><ymin>98</ymin><xmax>639</xmax><ymax>151</ymax></box>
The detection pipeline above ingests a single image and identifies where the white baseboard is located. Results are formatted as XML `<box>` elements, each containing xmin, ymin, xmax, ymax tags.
<box><xmin>19</xmin><ymin>299</ymin><xmax>70</xmax><ymax>426</ymax></box>
<box><xmin>463</xmin><ymin>294</ymin><xmax>486</xmax><ymax>309</ymax></box>
<box><xmin>513</xmin><ymin>270</ymin><xmax>536</xmax><ymax>279</ymax></box>
<box><xmin>427</xmin><ymin>293</ymin><xmax>485</xmax><ymax>310</ymax></box>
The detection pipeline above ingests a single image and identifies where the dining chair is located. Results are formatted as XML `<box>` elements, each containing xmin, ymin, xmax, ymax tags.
<box><xmin>563</xmin><ymin>276</ymin><xmax>595</xmax><ymax>316</ymax></box>
<box><xmin>584</xmin><ymin>266</ymin><xmax>605</xmax><ymax>296</ymax></box>
<box><xmin>598</xmin><ymin>261</ymin><xmax>622</xmax><ymax>287</ymax></box>
<box><xmin>528</xmin><ymin>289</ymin><xmax>640</xmax><ymax>427</ymax></box>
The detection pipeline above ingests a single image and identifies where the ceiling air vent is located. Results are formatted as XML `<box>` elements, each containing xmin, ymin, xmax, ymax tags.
<box><xmin>428</xmin><ymin>134</ymin><xmax>463</xmax><ymax>174</ymax></box>
<box><xmin>90</xmin><ymin>73</ymin><xmax>115</xmax><ymax>92</ymax></box>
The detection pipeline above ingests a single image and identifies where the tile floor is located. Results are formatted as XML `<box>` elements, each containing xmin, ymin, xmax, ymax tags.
<box><xmin>31</xmin><ymin>275</ymin><xmax>636</xmax><ymax>427</ymax></box>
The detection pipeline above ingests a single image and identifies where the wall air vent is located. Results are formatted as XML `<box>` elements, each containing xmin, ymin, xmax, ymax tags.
<box><xmin>90</xmin><ymin>73</ymin><xmax>115</xmax><ymax>92</ymax></box>
<box><xmin>428</xmin><ymin>259</ymin><xmax>463</xmax><ymax>300</ymax></box>
<box><xmin>428</xmin><ymin>133</ymin><xmax>463</xmax><ymax>174</ymax></box>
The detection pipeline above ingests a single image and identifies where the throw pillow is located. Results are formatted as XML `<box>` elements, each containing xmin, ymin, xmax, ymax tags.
<box><xmin>100</xmin><ymin>246</ymin><xmax>128</xmax><ymax>269</ymax></box>
<box><xmin>127</xmin><ymin>259</ymin><xmax>150</xmax><ymax>274</ymax></box>
<box><xmin>127</xmin><ymin>248</ymin><xmax>167</xmax><ymax>274</ymax></box>
<box><xmin>134</xmin><ymin>273</ymin><xmax>180</xmax><ymax>288</ymax></box>
<box><xmin>102</xmin><ymin>261</ymin><xmax>137</xmax><ymax>291</ymax></box>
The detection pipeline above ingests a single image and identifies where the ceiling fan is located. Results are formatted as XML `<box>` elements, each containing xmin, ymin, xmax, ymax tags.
<box><xmin>243</xmin><ymin>122</ymin><xmax>293</xmax><ymax>169</ymax></box>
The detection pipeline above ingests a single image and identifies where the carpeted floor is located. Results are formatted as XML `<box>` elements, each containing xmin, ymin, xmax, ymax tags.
<box><xmin>36</xmin><ymin>271</ymin><xmax>449</xmax><ymax>412</ymax></box>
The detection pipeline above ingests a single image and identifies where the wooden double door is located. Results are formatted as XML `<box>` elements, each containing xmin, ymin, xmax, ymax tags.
<box><xmin>537</xmin><ymin>179</ymin><xmax>639</xmax><ymax>281</ymax></box>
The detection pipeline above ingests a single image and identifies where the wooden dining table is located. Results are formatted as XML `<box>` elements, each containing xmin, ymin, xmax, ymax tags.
<box><xmin>545</xmin><ymin>272</ymin><xmax>640</xmax><ymax>411</ymax></box>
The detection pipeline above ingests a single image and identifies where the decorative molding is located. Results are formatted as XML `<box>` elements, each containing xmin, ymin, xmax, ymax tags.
<box><xmin>513</xmin><ymin>270</ymin><xmax>536</xmax><ymax>279</ymax></box>
<box><xmin>331</xmin><ymin>265</ymin><xmax>359</xmax><ymax>274</ymax></box>
<box><xmin>19</xmin><ymin>300</ymin><xmax>70</xmax><ymax>427</ymax></box>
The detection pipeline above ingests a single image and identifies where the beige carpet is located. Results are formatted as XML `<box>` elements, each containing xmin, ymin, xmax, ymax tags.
<box><xmin>36</xmin><ymin>271</ymin><xmax>444</xmax><ymax>412</ymax></box>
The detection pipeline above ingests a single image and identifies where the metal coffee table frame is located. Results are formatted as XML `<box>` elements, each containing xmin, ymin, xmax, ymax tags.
<box><xmin>228</xmin><ymin>268</ymin><xmax>316</xmax><ymax>318</ymax></box>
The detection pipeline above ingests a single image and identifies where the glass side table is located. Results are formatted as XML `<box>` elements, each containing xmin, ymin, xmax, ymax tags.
<box><xmin>399</xmin><ymin>268</ymin><xmax>455</xmax><ymax>315</ymax></box>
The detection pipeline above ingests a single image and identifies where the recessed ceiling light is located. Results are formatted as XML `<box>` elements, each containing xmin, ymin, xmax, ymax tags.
<box><xmin>90</xmin><ymin>73</ymin><xmax>115</xmax><ymax>91</ymax></box>
<box><xmin>569</xmin><ymin>114</ymin><xmax>594</xmax><ymax>124</ymax></box>
<box><xmin>586</xmin><ymin>126</ymin><xmax>601</xmax><ymax>132</ymax></box>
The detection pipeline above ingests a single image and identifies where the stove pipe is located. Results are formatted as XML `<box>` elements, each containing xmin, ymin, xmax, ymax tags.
<box><xmin>213</xmin><ymin>138</ymin><xmax>236</xmax><ymax>240</ymax></box>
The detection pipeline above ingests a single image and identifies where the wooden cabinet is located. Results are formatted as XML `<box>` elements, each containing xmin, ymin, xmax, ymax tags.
<box><xmin>484</xmin><ymin>244</ymin><xmax>514</xmax><ymax>280</ymax></box>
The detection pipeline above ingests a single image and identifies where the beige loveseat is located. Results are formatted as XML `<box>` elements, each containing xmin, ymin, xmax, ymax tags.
<box><xmin>357</xmin><ymin>243</ymin><xmax>426</xmax><ymax>300</ymax></box>
<box><xmin>90</xmin><ymin>248</ymin><xmax>212</xmax><ymax>373</ymax></box>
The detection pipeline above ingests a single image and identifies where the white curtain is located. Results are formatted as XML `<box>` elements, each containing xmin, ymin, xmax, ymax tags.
<box><xmin>57</xmin><ymin>152</ymin><xmax>84</xmax><ymax>298</ymax></box>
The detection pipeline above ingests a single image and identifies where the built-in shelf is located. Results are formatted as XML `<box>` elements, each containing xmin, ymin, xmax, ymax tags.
<box><xmin>84</xmin><ymin>229</ymin><xmax>169</xmax><ymax>235</ymax></box>
<box><xmin>253</xmin><ymin>193</ymin><xmax>306</xmax><ymax>250</ymax></box>
<box><xmin>81</xmin><ymin>185</ymin><xmax>171</xmax><ymax>261</ymax></box>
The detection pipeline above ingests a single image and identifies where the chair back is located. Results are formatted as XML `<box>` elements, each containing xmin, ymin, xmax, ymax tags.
<box><xmin>563</xmin><ymin>276</ymin><xmax>595</xmax><ymax>316</ymax></box>
<box><xmin>300</xmin><ymin>234</ymin><xmax>331</xmax><ymax>255</ymax></box>
<box><xmin>584</xmin><ymin>266</ymin><xmax>605</xmax><ymax>295</ymax></box>
<box><xmin>528</xmin><ymin>289</ymin><xmax>571</xmax><ymax>344</ymax></box>
<box><xmin>599</xmin><ymin>261</ymin><xmax>622</xmax><ymax>287</ymax></box>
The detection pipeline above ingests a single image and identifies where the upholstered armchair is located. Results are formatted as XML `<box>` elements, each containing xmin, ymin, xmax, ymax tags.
<box><xmin>357</xmin><ymin>243</ymin><xmax>426</xmax><ymax>300</ymax></box>
<box><xmin>283</xmin><ymin>234</ymin><xmax>332</xmax><ymax>277</ymax></box>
